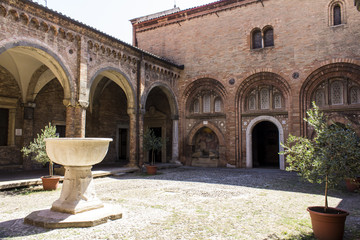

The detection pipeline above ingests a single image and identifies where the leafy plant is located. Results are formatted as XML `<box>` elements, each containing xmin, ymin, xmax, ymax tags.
<box><xmin>143</xmin><ymin>128</ymin><xmax>163</xmax><ymax>166</ymax></box>
<box><xmin>280</xmin><ymin>102</ymin><xmax>360</xmax><ymax>211</ymax></box>
<box><xmin>21</xmin><ymin>123</ymin><xmax>58</xmax><ymax>176</ymax></box>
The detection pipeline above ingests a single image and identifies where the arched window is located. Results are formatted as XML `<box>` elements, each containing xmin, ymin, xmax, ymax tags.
<box><xmin>350</xmin><ymin>87</ymin><xmax>360</xmax><ymax>104</ymax></box>
<box><xmin>315</xmin><ymin>90</ymin><xmax>325</xmax><ymax>107</ymax></box>
<box><xmin>203</xmin><ymin>94</ymin><xmax>211</xmax><ymax>113</ymax></box>
<box><xmin>248</xmin><ymin>95</ymin><xmax>256</xmax><ymax>110</ymax></box>
<box><xmin>252</xmin><ymin>29</ymin><xmax>262</xmax><ymax>49</ymax></box>
<box><xmin>333</xmin><ymin>4</ymin><xmax>341</xmax><ymax>25</ymax></box>
<box><xmin>331</xmin><ymin>81</ymin><xmax>343</xmax><ymax>105</ymax></box>
<box><xmin>193</xmin><ymin>99</ymin><xmax>200</xmax><ymax>113</ymax></box>
<box><xmin>274</xmin><ymin>94</ymin><xmax>282</xmax><ymax>109</ymax></box>
<box><xmin>263</xmin><ymin>27</ymin><xmax>274</xmax><ymax>47</ymax></box>
<box><xmin>260</xmin><ymin>88</ymin><xmax>270</xmax><ymax>109</ymax></box>
<box><xmin>214</xmin><ymin>98</ymin><xmax>222</xmax><ymax>112</ymax></box>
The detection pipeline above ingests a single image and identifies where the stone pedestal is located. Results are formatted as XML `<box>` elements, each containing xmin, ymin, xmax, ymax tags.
<box><xmin>24</xmin><ymin>138</ymin><xmax>122</xmax><ymax>228</ymax></box>
<box><xmin>51</xmin><ymin>166</ymin><xmax>103</xmax><ymax>214</ymax></box>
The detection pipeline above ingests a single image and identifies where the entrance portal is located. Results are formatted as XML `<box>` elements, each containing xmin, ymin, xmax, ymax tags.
<box><xmin>252</xmin><ymin>121</ymin><xmax>279</xmax><ymax>168</ymax></box>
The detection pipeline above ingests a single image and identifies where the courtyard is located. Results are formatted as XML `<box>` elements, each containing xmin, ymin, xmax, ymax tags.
<box><xmin>0</xmin><ymin>167</ymin><xmax>359</xmax><ymax>240</ymax></box>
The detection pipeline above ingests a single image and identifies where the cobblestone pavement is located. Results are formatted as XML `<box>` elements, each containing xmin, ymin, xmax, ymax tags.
<box><xmin>0</xmin><ymin>167</ymin><xmax>359</xmax><ymax>240</ymax></box>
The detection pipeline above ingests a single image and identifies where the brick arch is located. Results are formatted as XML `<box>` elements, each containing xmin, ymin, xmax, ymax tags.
<box><xmin>301</xmin><ymin>62</ymin><xmax>360</xmax><ymax>109</ymax></box>
<box><xmin>236</xmin><ymin>71</ymin><xmax>291</xmax><ymax>112</ymax></box>
<box><xmin>0</xmin><ymin>40</ymin><xmax>74</xmax><ymax>104</ymax></box>
<box><xmin>141</xmin><ymin>82</ymin><xmax>179</xmax><ymax>117</ymax></box>
<box><xmin>187</xmin><ymin>122</ymin><xmax>225</xmax><ymax>146</ymax></box>
<box><xmin>300</xmin><ymin>62</ymin><xmax>360</xmax><ymax>134</ymax></box>
<box><xmin>183</xmin><ymin>78</ymin><xmax>227</xmax><ymax>113</ymax></box>
<box><xmin>88</xmin><ymin>67</ymin><xmax>136</xmax><ymax>112</ymax></box>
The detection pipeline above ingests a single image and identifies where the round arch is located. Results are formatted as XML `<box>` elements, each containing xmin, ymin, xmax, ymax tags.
<box><xmin>300</xmin><ymin>62</ymin><xmax>360</xmax><ymax>135</ymax></box>
<box><xmin>246</xmin><ymin>116</ymin><xmax>285</xmax><ymax>170</ymax></box>
<box><xmin>187</xmin><ymin>122</ymin><xmax>225</xmax><ymax>146</ymax></box>
<box><xmin>0</xmin><ymin>41</ymin><xmax>74</xmax><ymax>104</ymax></box>
<box><xmin>89</xmin><ymin>67</ymin><xmax>136</xmax><ymax>112</ymax></box>
<box><xmin>236</xmin><ymin>71</ymin><xmax>291</xmax><ymax>110</ymax></box>
<box><xmin>141</xmin><ymin>82</ymin><xmax>179</xmax><ymax>117</ymax></box>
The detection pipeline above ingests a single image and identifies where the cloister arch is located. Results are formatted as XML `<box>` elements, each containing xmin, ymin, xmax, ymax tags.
<box><xmin>89</xmin><ymin>67</ymin><xmax>136</xmax><ymax>112</ymax></box>
<box><xmin>142</xmin><ymin>82</ymin><xmax>179</xmax><ymax>164</ymax></box>
<box><xmin>141</xmin><ymin>82</ymin><xmax>179</xmax><ymax>117</ymax></box>
<box><xmin>0</xmin><ymin>41</ymin><xmax>74</xmax><ymax>104</ymax></box>
<box><xmin>87</xmin><ymin>67</ymin><xmax>136</xmax><ymax>166</ymax></box>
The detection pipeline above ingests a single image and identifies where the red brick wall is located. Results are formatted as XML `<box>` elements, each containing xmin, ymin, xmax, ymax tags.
<box><xmin>134</xmin><ymin>0</ymin><xmax>360</xmax><ymax>166</ymax></box>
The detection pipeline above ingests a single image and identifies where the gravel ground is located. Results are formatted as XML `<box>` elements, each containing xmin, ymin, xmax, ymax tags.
<box><xmin>0</xmin><ymin>167</ymin><xmax>359</xmax><ymax>240</ymax></box>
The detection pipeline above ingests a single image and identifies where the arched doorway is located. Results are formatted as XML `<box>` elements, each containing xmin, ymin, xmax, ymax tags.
<box><xmin>252</xmin><ymin>121</ymin><xmax>279</xmax><ymax>168</ymax></box>
<box><xmin>246</xmin><ymin>116</ymin><xmax>285</xmax><ymax>170</ymax></box>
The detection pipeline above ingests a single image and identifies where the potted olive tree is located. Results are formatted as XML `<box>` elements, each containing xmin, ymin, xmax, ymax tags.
<box><xmin>280</xmin><ymin>103</ymin><xmax>360</xmax><ymax>240</ymax></box>
<box><xmin>21</xmin><ymin>123</ymin><xmax>60</xmax><ymax>190</ymax></box>
<box><xmin>143</xmin><ymin>128</ymin><xmax>163</xmax><ymax>175</ymax></box>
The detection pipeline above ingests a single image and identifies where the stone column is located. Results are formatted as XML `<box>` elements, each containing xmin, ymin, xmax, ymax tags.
<box><xmin>22</xmin><ymin>103</ymin><xmax>35</xmax><ymax>170</ymax></box>
<box><xmin>127</xmin><ymin>108</ymin><xmax>137</xmax><ymax>167</ymax></box>
<box><xmin>65</xmin><ymin>101</ymin><xmax>87</xmax><ymax>138</ymax></box>
<box><xmin>138</xmin><ymin>109</ymin><xmax>145</xmax><ymax>166</ymax></box>
<box><xmin>171</xmin><ymin>117</ymin><xmax>179</xmax><ymax>163</ymax></box>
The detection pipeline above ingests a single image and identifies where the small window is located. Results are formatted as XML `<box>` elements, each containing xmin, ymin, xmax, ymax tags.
<box><xmin>214</xmin><ymin>98</ymin><xmax>222</xmax><ymax>112</ymax></box>
<box><xmin>193</xmin><ymin>99</ymin><xmax>200</xmax><ymax>113</ymax></box>
<box><xmin>263</xmin><ymin>27</ymin><xmax>274</xmax><ymax>47</ymax></box>
<box><xmin>274</xmin><ymin>94</ymin><xmax>282</xmax><ymax>109</ymax></box>
<box><xmin>315</xmin><ymin>90</ymin><xmax>325</xmax><ymax>107</ymax></box>
<box><xmin>203</xmin><ymin>95</ymin><xmax>211</xmax><ymax>113</ymax></box>
<box><xmin>0</xmin><ymin>108</ymin><xmax>9</xmax><ymax>146</ymax></box>
<box><xmin>350</xmin><ymin>87</ymin><xmax>360</xmax><ymax>104</ymax></box>
<box><xmin>260</xmin><ymin>88</ymin><xmax>270</xmax><ymax>109</ymax></box>
<box><xmin>248</xmin><ymin>95</ymin><xmax>256</xmax><ymax>110</ymax></box>
<box><xmin>331</xmin><ymin>81</ymin><xmax>343</xmax><ymax>105</ymax></box>
<box><xmin>333</xmin><ymin>4</ymin><xmax>341</xmax><ymax>25</ymax></box>
<box><xmin>252</xmin><ymin>29</ymin><xmax>262</xmax><ymax>49</ymax></box>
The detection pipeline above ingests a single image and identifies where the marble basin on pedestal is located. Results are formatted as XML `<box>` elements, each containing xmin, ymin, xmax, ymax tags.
<box><xmin>45</xmin><ymin>138</ymin><xmax>112</xmax><ymax>214</ymax></box>
<box><xmin>24</xmin><ymin>137</ymin><xmax>123</xmax><ymax>228</ymax></box>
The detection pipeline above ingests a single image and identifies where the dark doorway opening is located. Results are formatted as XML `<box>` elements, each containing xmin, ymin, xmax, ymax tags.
<box><xmin>149</xmin><ymin>127</ymin><xmax>162</xmax><ymax>163</ymax></box>
<box><xmin>55</xmin><ymin>125</ymin><xmax>66</xmax><ymax>137</ymax></box>
<box><xmin>0</xmin><ymin>108</ymin><xmax>9</xmax><ymax>146</ymax></box>
<box><xmin>252</xmin><ymin>121</ymin><xmax>279</xmax><ymax>168</ymax></box>
<box><xmin>118</xmin><ymin>128</ymin><xmax>128</xmax><ymax>164</ymax></box>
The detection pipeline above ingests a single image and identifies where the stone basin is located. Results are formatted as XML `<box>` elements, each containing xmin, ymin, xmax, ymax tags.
<box><xmin>45</xmin><ymin>138</ymin><xmax>113</xmax><ymax>214</ymax></box>
<box><xmin>45</xmin><ymin>138</ymin><xmax>112</xmax><ymax>166</ymax></box>
<box><xmin>25</xmin><ymin>137</ymin><xmax>122</xmax><ymax>228</ymax></box>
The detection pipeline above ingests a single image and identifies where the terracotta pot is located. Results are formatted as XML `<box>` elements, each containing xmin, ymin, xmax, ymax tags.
<box><xmin>345</xmin><ymin>178</ymin><xmax>360</xmax><ymax>192</ymax></box>
<box><xmin>41</xmin><ymin>175</ymin><xmax>60</xmax><ymax>191</ymax></box>
<box><xmin>146</xmin><ymin>165</ymin><xmax>157</xmax><ymax>175</ymax></box>
<box><xmin>307</xmin><ymin>206</ymin><xmax>349</xmax><ymax>240</ymax></box>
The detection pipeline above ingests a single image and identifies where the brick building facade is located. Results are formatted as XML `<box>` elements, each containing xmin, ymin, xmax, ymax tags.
<box><xmin>0</xmin><ymin>0</ymin><xmax>359</xmax><ymax>171</ymax></box>
<box><xmin>131</xmin><ymin>0</ymin><xmax>360</xmax><ymax>169</ymax></box>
